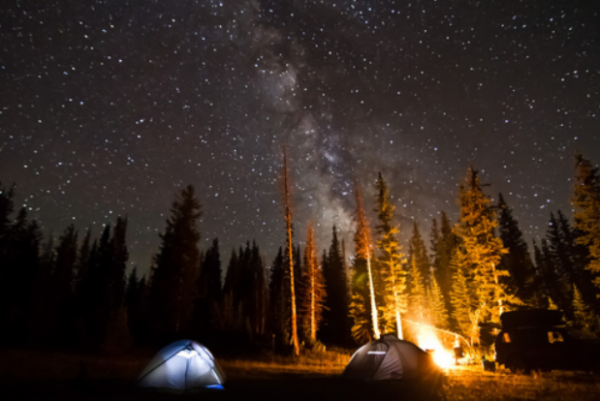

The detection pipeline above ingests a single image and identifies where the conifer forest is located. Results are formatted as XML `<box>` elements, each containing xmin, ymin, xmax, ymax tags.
<box><xmin>3</xmin><ymin>1</ymin><xmax>600</xmax><ymax>399</ymax></box>
<box><xmin>2</xmin><ymin>153</ymin><xmax>600</xmax><ymax>359</ymax></box>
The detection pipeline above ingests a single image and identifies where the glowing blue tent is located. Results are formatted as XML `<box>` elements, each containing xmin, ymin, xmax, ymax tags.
<box><xmin>136</xmin><ymin>339</ymin><xmax>225</xmax><ymax>392</ymax></box>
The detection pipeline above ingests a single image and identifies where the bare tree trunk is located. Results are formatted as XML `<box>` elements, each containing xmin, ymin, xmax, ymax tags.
<box><xmin>395</xmin><ymin>297</ymin><xmax>403</xmax><ymax>339</ymax></box>
<box><xmin>283</xmin><ymin>149</ymin><xmax>300</xmax><ymax>356</ymax></box>
<box><xmin>310</xmin><ymin>272</ymin><xmax>316</xmax><ymax>342</ymax></box>
<box><xmin>366</xmin><ymin>250</ymin><xmax>380</xmax><ymax>340</ymax></box>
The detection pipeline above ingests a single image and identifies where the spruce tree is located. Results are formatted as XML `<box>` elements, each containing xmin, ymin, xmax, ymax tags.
<box><xmin>557</xmin><ymin>211</ymin><xmax>595</xmax><ymax>307</ymax></box>
<box><xmin>125</xmin><ymin>267</ymin><xmax>143</xmax><ymax>339</ymax></box>
<box><xmin>321</xmin><ymin>225</ymin><xmax>350</xmax><ymax>344</ymax></box>
<box><xmin>50</xmin><ymin>225</ymin><xmax>78</xmax><ymax>343</ymax></box>
<box><xmin>429</xmin><ymin>276</ymin><xmax>449</xmax><ymax>329</ymax></box>
<box><xmin>408</xmin><ymin>256</ymin><xmax>427</xmax><ymax>322</ymax></box>
<box><xmin>299</xmin><ymin>225</ymin><xmax>326</xmax><ymax>344</ymax></box>
<box><xmin>572</xmin><ymin>285</ymin><xmax>599</xmax><ymax>339</ymax></box>
<box><xmin>352</xmin><ymin>187</ymin><xmax>380</xmax><ymax>340</ymax></box>
<box><xmin>109</xmin><ymin>217</ymin><xmax>128</xmax><ymax>311</ymax></box>
<box><xmin>409</xmin><ymin>221</ymin><xmax>431</xmax><ymax>288</ymax></box>
<box><xmin>74</xmin><ymin>230</ymin><xmax>91</xmax><ymax>301</ymax></box>
<box><xmin>0</xmin><ymin>183</ymin><xmax>15</xmax><ymax>264</ymax></box>
<box><xmin>449</xmin><ymin>251</ymin><xmax>476</xmax><ymax>343</ymax></box>
<box><xmin>223</xmin><ymin>249</ymin><xmax>242</xmax><ymax>331</ymax></box>
<box><xmin>198</xmin><ymin>238</ymin><xmax>222</xmax><ymax>301</ymax></box>
<box><xmin>454</xmin><ymin>167</ymin><xmax>509</xmax><ymax>330</ymax></box>
<box><xmin>149</xmin><ymin>185</ymin><xmax>202</xmax><ymax>342</ymax></box>
<box><xmin>374</xmin><ymin>173</ymin><xmax>407</xmax><ymax>338</ymax></box>
<box><xmin>27</xmin><ymin>233</ymin><xmax>56</xmax><ymax>342</ymax></box>
<box><xmin>497</xmin><ymin>193</ymin><xmax>536</xmax><ymax>304</ymax></box>
<box><xmin>572</xmin><ymin>153</ymin><xmax>600</xmax><ymax>292</ymax></box>
<box><xmin>539</xmin><ymin>238</ymin><xmax>571</xmax><ymax>314</ymax></box>
<box><xmin>269</xmin><ymin>247</ymin><xmax>289</xmax><ymax>344</ymax></box>
<box><xmin>248</xmin><ymin>241</ymin><xmax>267</xmax><ymax>335</ymax></box>
<box><xmin>432</xmin><ymin>211</ymin><xmax>457</xmax><ymax>319</ymax></box>
<box><xmin>0</xmin><ymin>207</ymin><xmax>41</xmax><ymax>342</ymax></box>
<box><xmin>546</xmin><ymin>212</ymin><xmax>576</xmax><ymax>301</ymax></box>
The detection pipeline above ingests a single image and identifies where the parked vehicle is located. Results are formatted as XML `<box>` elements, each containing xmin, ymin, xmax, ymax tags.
<box><xmin>495</xmin><ymin>310</ymin><xmax>600</xmax><ymax>373</ymax></box>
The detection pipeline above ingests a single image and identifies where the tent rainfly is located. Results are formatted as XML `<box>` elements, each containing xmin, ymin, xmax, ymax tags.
<box><xmin>342</xmin><ymin>334</ymin><xmax>438</xmax><ymax>381</ymax></box>
<box><xmin>136</xmin><ymin>339</ymin><xmax>225</xmax><ymax>392</ymax></box>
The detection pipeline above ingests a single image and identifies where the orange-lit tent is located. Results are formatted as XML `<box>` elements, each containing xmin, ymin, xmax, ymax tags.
<box><xmin>342</xmin><ymin>334</ymin><xmax>438</xmax><ymax>381</ymax></box>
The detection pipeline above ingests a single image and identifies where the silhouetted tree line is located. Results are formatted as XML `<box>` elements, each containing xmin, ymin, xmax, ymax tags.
<box><xmin>0</xmin><ymin>184</ymin><xmax>347</xmax><ymax>353</ymax></box>
<box><xmin>1</xmin><ymin>152</ymin><xmax>600</xmax><ymax>354</ymax></box>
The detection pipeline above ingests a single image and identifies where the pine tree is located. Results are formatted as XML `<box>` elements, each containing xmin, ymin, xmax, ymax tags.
<box><xmin>546</xmin><ymin>212</ymin><xmax>576</xmax><ymax>304</ymax></box>
<box><xmin>321</xmin><ymin>225</ymin><xmax>350</xmax><ymax>344</ymax></box>
<box><xmin>557</xmin><ymin>211</ymin><xmax>595</xmax><ymax>307</ymax></box>
<box><xmin>572</xmin><ymin>153</ymin><xmax>600</xmax><ymax>292</ymax></box>
<box><xmin>223</xmin><ymin>249</ymin><xmax>242</xmax><ymax>331</ymax></box>
<box><xmin>50</xmin><ymin>224</ymin><xmax>78</xmax><ymax>343</ymax></box>
<box><xmin>432</xmin><ymin>212</ymin><xmax>457</xmax><ymax>316</ymax></box>
<box><xmin>0</xmin><ymin>207</ymin><xmax>41</xmax><ymax>342</ymax></box>
<box><xmin>454</xmin><ymin>167</ymin><xmax>509</xmax><ymax>330</ymax></box>
<box><xmin>149</xmin><ymin>185</ymin><xmax>202</xmax><ymax>342</ymax></box>
<box><xmin>109</xmin><ymin>217</ymin><xmax>128</xmax><ymax>312</ymax></box>
<box><xmin>409</xmin><ymin>221</ymin><xmax>431</xmax><ymax>288</ymax></box>
<box><xmin>282</xmin><ymin>149</ymin><xmax>299</xmax><ymax>355</ymax></box>
<box><xmin>352</xmin><ymin>187</ymin><xmax>380</xmax><ymax>340</ymax></box>
<box><xmin>27</xmin><ymin>233</ymin><xmax>56</xmax><ymax>342</ymax></box>
<box><xmin>0</xmin><ymin>183</ymin><xmax>15</xmax><ymax>264</ymax></box>
<box><xmin>572</xmin><ymin>285</ymin><xmax>598</xmax><ymax>339</ymax></box>
<box><xmin>429</xmin><ymin>276</ymin><xmax>449</xmax><ymax>329</ymax></box>
<box><xmin>449</xmin><ymin>251</ymin><xmax>476</xmax><ymax>343</ymax></box>
<box><xmin>299</xmin><ymin>225</ymin><xmax>326</xmax><ymax>344</ymax></box>
<box><xmin>74</xmin><ymin>230</ymin><xmax>91</xmax><ymax>301</ymax></box>
<box><xmin>539</xmin><ymin>237</ymin><xmax>571</xmax><ymax>314</ymax></box>
<box><xmin>198</xmin><ymin>238</ymin><xmax>222</xmax><ymax>301</ymax></box>
<box><xmin>269</xmin><ymin>247</ymin><xmax>289</xmax><ymax>343</ymax></box>
<box><xmin>408</xmin><ymin>256</ymin><xmax>427</xmax><ymax>322</ymax></box>
<box><xmin>497</xmin><ymin>193</ymin><xmax>536</xmax><ymax>304</ymax></box>
<box><xmin>374</xmin><ymin>173</ymin><xmax>407</xmax><ymax>338</ymax></box>
<box><xmin>125</xmin><ymin>267</ymin><xmax>144</xmax><ymax>340</ymax></box>
<box><xmin>248</xmin><ymin>241</ymin><xmax>267</xmax><ymax>335</ymax></box>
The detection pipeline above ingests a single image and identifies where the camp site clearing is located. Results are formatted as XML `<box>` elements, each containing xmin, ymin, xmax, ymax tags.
<box><xmin>2</xmin><ymin>348</ymin><xmax>600</xmax><ymax>401</ymax></box>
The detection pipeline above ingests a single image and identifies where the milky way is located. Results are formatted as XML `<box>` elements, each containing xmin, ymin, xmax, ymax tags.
<box><xmin>1</xmin><ymin>1</ymin><xmax>599</xmax><ymax>273</ymax></box>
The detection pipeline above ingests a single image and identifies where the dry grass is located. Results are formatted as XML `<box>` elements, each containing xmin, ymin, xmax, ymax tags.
<box><xmin>443</xmin><ymin>365</ymin><xmax>600</xmax><ymax>401</ymax></box>
<box><xmin>0</xmin><ymin>348</ymin><xmax>148</xmax><ymax>383</ymax></box>
<box><xmin>2</xmin><ymin>348</ymin><xmax>600</xmax><ymax>401</ymax></box>
<box><xmin>220</xmin><ymin>348</ymin><xmax>351</xmax><ymax>376</ymax></box>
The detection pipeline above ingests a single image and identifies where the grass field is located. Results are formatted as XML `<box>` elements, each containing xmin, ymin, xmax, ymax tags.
<box><xmin>2</xmin><ymin>348</ymin><xmax>600</xmax><ymax>400</ymax></box>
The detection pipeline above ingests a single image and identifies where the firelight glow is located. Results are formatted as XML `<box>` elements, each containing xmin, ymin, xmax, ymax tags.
<box><xmin>417</xmin><ymin>330</ymin><xmax>456</xmax><ymax>369</ymax></box>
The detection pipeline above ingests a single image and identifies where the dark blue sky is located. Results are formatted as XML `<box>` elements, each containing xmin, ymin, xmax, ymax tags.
<box><xmin>1</xmin><ymin>0</ymin><xmax>599</xmax><ymax>274</ymax></box>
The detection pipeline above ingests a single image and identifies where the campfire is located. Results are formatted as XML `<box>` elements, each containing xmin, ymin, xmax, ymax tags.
<box><xmin>416</xmin><ymin>328</ymin><xmax>457</xmax><ymax>369</ymax></box>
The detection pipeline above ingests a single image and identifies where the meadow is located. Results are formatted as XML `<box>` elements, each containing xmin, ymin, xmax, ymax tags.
<box><xmin>2</xmin><ymin>348</ymin><xmax>600</xmax><ymax>400</ymax></box>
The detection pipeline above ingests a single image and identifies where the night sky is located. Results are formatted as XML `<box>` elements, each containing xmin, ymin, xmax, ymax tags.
<box><xmin>1</xmin><ymin>0</ymin><xmax>599</xmax><ymax>274</ymax></box>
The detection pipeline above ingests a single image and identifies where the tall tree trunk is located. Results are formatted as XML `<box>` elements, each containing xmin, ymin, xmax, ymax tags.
<box><xmin>396</xmin><ymin>308</ymin><xmax>402</xmax><ymax>339</ymax></box>
<box><xmin>366</xmin><ymin>249</ymin><xmax>380</xmax><ymax>339</ymax></box>
<box><xmin>283</xmin><ymin>149</ymin><xmax>300</xmax><ymax>355</ymax></box>
<box><xmin>310</xmin><ymin>272</ymin><xmax>316</xmax><ymax>341</ymax></box>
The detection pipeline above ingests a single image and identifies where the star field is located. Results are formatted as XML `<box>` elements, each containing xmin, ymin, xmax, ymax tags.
<box><xmin>1</xmin><ymin>0</ymin><xmax>599</xmax><ymax>273</ymax></box>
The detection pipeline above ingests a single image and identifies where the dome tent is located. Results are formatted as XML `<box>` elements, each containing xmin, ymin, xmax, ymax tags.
<box><xmin>136</xmin><ymin>339</ymin><xmax>225</xmax><ymax>392</ymax></box>
<box><xmin>342</xmin><ymin>334</ymin><xmax>438</xmax><ymax>381</ymax></box>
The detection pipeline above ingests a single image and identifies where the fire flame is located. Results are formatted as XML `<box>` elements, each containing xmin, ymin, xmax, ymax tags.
<box><xmin>417</xmin><ymin>330</ymin><xmax>456</xmax><ymax>369</ymax></box>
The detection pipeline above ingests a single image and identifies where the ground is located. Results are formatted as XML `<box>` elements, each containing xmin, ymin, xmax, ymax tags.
<box><xmin>2</xmin><ymin>349</ymin><xmax>600</xmax><ymax>400</ymax></box>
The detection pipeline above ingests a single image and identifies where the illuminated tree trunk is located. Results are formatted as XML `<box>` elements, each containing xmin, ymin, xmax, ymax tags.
<box><xmin>283</xmin><ymin>149</ymin><xmax>299</xmax><ymax>355</ymax></box>
<box><xmin>354</xmin><ymin>188</ymin><xmax>380</xmax><ymax>340</ymax></box>
<box><xmin>365</xmin><ymin>251</ymin><xmax>380</xmax><ymax>339</ymax></box>
<box><xmin>396</xmin><ymin>308</ymin><xmax>402</xmax><ymax>339</ymax></box>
